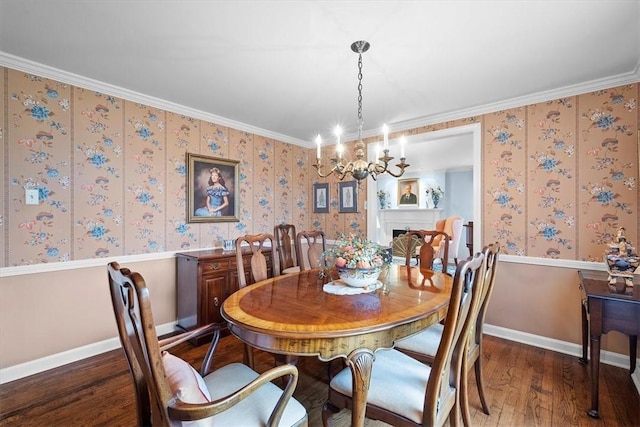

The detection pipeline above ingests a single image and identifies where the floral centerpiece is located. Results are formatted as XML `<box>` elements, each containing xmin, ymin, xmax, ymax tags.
<box><xmin>425</xmin><ymin>185</ymin><xmax>445</xmax><ymax>208</ymax></box>
<box><xmin>377</xmin><ymin>190</ymin><xmax>390</xmax><ymax>209</ymax></box>
<box><xmin>323</xmin><ymin>234</ymin><xmax>392</xmax><ymax>287</ymax></box>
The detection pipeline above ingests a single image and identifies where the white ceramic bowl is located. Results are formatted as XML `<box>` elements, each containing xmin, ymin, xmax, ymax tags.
<box><xmin>337</xmin><ymin>267</ymin><xmax>381</xmax><ymax>288</ymax></box>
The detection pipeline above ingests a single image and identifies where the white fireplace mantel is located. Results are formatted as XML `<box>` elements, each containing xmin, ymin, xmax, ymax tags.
<box><xmin>377</xmin><ymin>208</ymin><xmax>442</xmax><ymax>245</ymax></box>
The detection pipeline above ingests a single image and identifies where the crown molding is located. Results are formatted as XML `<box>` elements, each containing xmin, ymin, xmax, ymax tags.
<box><xmin>0</xmin><ymin>51</ymin><xmax>311</xmax><ymax>148</ymax></box>
<box><xmin>357</xmin><ymin>66</ymin><xmax>640</xmax><ymax>141</ymax></box>
<box><xmin>2</xmin><ymin>51</ymin><xmax>638</xmax><ymax>148</ymax></box>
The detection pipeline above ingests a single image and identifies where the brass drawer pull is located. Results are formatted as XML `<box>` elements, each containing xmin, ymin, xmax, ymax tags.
<box><xmin>208</xmin><ymin>263</ymin><xmax>221</xmax><ymax>270</ymax></box>
<box><xmin>213</xmin><ymin>297</ymin><xmax>219</xmax><ymax>307</ymax></box>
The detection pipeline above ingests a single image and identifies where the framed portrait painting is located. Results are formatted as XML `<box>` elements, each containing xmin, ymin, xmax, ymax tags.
<box><xmin>338</xmin><ymin>181</ymin><xmax>358</xmax><ymax>213</ymax></box>
<box><xmin>398</xmin><ymin>178</ymin><xmax>419</xmax><ymax>207</ymax></box>
<box><xmin>313</xmin><ymin>183</ymin><xmax>329</xmax><ymax>213</ymax></box>
<box><xmin>187</xmin><ymin>153</ymin><xmax>240</xmax><ymax>223</ymax></box>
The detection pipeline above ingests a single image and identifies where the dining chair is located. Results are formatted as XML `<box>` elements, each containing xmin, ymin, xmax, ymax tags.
<box><xmin>407</xmin><ymin>229</ymin><xmax>450</xmax><ymax>274</ymax></box>
<box><xmin>235</xmin><ymin>233</ymin><xmax>283</xmax><ymax>368</ymax></box>
<box><xmin>107</xmin><ymin>261</ymin><xmax>308</xmax><ymax>427</ymax></box>
<box><xmin>275</xmin><ymin>224</ymin><xmax>301</xmax><ymax>274</ymax></box>
<box><xmin>295</xmin><ymin>230</ymin><xmax>327</xmax><ymax>271</ymax></box>
<box><xmin>394</xmin><ymin>243</ymin><xmax>501</xmax><ymax>426</ymax></box>
<box><xmin>460</xmin><ymin>242</ymin><xmax>500</xmax><ymax>423</ymax></box>
<box><xmin>322</xmin><ymin>252</ymin><xmax>486</xmax><ymax>427</ymax></box>
<box><xmin>235</xmin><ymin>233</ymin><xmax>279</xmax><ymax>288</ymax></box>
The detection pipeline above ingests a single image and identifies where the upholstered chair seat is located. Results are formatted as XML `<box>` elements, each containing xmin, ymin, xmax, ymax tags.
<box><xmin>329</xmin><ymin>349</ymin><xmax>454</xmax><ymax>425</ymax></box>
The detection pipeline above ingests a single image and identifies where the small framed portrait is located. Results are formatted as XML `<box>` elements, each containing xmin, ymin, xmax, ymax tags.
<box><xmin>187</xmin><ymin>153</ymin><xmax>240</xmax><ymax>223</ymax></box>
<box><xmin>313</xmin><ymin>182</ymin><xmax>329</xmax><ymax>213</ymax></box>
<box><xmin>338</xmin><ymin>181</ymin><xmax>358</xmax><ymax>213</ymax></box>
<box><xmin>398</xmin><ymin>178</ymin><xmax>419</xmax><ymax>207</ymax></box>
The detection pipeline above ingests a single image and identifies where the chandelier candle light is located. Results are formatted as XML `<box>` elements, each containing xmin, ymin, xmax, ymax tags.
<box><xmin>313</xmin><ymin>40</ymin><xmax>410</xmax><ymax>185</ymax></box>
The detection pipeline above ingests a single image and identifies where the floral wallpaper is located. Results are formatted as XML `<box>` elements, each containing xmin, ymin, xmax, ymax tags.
<box><xmin>2</xmin><ymin>67</ymin><xmax>313</xmax><ymax>266</ymax></box>
<box><xmin>0</xmin><ymin>65</ymin><xmax>637</xmax><ymax>267</ymax></box>
<box><xmin>483</xmin><ymin>85</ymin><xmax>637</xmax><ymax>260</ymax></box>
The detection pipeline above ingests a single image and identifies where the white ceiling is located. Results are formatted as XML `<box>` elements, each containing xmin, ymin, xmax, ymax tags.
<box><xmin>1</xmin><ymin>1</ymin><xmax>639</xmax><ymax>148</ymax></box>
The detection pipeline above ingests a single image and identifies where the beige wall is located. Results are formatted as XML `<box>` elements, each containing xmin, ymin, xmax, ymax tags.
<box><xmin>488</xmin><ymin>262</ymin><xmax>628</xmax><ymax>355</ymax></box>
<box><xmin>0</xmin><ymin>259</ymin><xmax>175</xmax><ymax>367</ymax></box>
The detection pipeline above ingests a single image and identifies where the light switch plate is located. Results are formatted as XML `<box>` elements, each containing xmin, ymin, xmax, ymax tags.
<box><xmin>25</xmin><ymin>188</ymin><xmax>39</xmax><ymax>205</ymax></box>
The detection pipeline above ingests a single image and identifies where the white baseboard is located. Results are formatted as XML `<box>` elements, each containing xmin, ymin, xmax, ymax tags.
<box><xmin>0</xmin><ymin>322</ymin><xmax>176</xmax><ymax>384</ymax></box>
<box><xmin>1</xmin><ymin>321</ymin><xmax>638</xmax><ymax>398</ymax></box>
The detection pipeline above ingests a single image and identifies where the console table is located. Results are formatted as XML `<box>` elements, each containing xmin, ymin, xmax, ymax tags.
<box><xmin>577</xmin><ymin>270</ymin><xmax>639</xmax><ymax>418</ymax></box>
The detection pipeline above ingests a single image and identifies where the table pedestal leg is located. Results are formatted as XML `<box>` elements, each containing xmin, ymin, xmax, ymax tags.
<box><xmin>588</xmin><ymin>334</ymin><xmax>601</xmax><ymax>418</ymax></box>
<box><xmin>345</xmin><ymin>349</ymin><xmax>375</xmax><ymax>427</ymax></box>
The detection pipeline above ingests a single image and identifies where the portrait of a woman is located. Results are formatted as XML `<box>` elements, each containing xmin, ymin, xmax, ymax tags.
<box><xmin>194</xmin><ymin>167</ymin><xmax>230</xmax><ymax>217</ymax></box>
<box><xmin>187</xmin><ymin>153</ymin><xmax>239</xmax><ymax>223</ymax></box>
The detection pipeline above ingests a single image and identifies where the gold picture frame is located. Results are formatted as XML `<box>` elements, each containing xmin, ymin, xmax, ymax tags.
<box><xmin>398</xmin><ymin>178</ymin><xmax>419</xmax><ymax>207</ymax></box>
<box><xmin>187</xmin><ymin>153</ymin><xmax>240</xmax><ymax>223</ymax></box>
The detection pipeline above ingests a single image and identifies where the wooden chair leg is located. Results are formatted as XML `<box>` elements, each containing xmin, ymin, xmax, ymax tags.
<box><xmin>475</xmin><ymin>353</ymin><xmax>491</xmax><ymax>414</ymax></box>
<box><xmin>461</xmin><ymin>356</ymin><xmax>472</xmax><ymax>427</ymax></box>
<box><xmin>629</xmin><ymin>335</ymin><xmax>637</xmax><ymax>374</ymax></box>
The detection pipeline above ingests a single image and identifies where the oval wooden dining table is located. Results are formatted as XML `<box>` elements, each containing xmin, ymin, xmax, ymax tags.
<box><xmin>221</xmin><ymin>263</ymin><xmax>453</xmax><ymax>427</ymax></box>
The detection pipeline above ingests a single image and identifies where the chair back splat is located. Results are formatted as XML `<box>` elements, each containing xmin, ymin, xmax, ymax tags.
<box><xmin>407</xmin><ymin>229</ymin><xmax>450</xmax><ymax>274</ymax></box>
<box><xmin>275</xmin><ymin>224</ymin><xmax>300</xmax><ymax>274</ymax></box>
<box><xmin>108</xmin><ymin>261</ymin><xmax>308</xmax><ymax>427</ymax></box>
<box><xmin>235</xmin><ymin>233</ymin><xmax>279</xmax><ymax>288</ymax></box>
<box><xmin>296</xmin><ymin>230</ymin><xmax>327</xmax><ymax>271</ymax></box>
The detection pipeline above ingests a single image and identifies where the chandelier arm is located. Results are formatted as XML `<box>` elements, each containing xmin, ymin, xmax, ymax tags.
<box><xmin>382</xmin><ymin>164</ymin><xmax>410</xmax><ymax>178</ymax></box>
<box><xmin>313</xmin><ymin>162</ymin><xmax>340</xmax><ymax>178</ymax></box>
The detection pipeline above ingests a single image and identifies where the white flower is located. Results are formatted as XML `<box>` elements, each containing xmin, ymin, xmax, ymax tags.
<box><xmin>425</xmin><ymin>185</ymin><xmax>445</xmax><ymax>197</ymax></box>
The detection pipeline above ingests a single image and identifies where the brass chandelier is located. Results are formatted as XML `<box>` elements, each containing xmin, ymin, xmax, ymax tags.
<box><xmin>313</xmin><ymin>40</ymin><xmax>410</xmax><ymax>185</ymax></box>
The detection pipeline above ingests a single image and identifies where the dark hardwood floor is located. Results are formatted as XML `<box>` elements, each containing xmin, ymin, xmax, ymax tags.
<box><xmin>1</xmin><ymin>334</ymin><xmax>638</xmax><ymax>426</ymax></box>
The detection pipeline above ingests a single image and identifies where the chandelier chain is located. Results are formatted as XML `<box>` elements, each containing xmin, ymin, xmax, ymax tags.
<box><xmin>357</xmin><ymin>53</ymin><xmax>363</xmax><ymax>137</ymax></box>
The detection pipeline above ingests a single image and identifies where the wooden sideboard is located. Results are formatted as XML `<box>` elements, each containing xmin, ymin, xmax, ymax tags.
<box><xmin>175</xmin><ymin>248</ymin><xmax>273</xmax><ymax>345</ymax></box>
